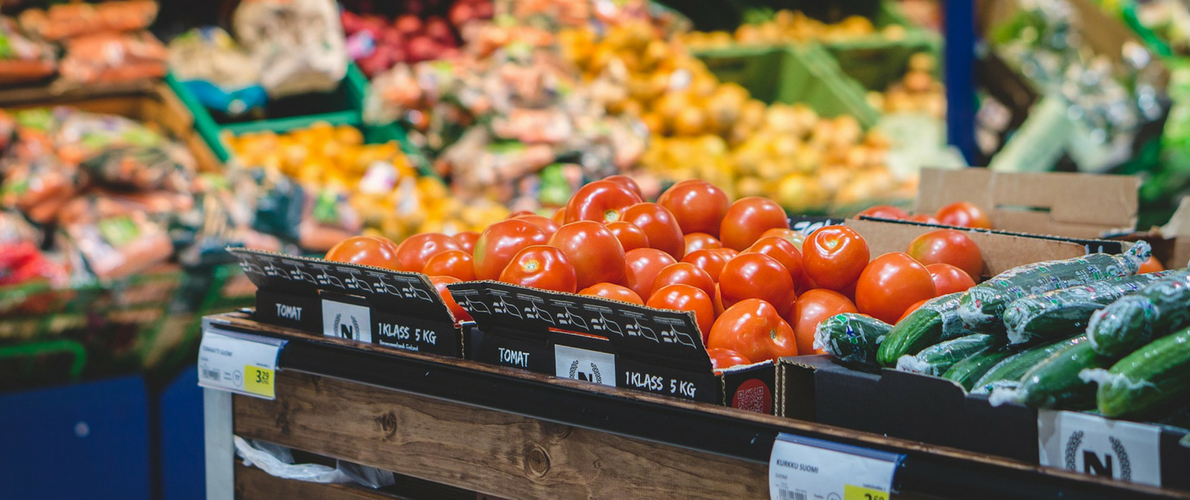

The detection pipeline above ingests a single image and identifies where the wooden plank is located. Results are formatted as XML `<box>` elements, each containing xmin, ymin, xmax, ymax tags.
<box><xmin>235</xmin><ymin>462</ymin><xmax>401</xmax><ymax>500</ymax></box>
<box><xmin>234</xmin><ymin>371</ymin><xmax>770</xmax><ymax>500</ymax></box>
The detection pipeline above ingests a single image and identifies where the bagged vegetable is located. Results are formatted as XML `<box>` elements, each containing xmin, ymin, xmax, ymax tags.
<box><xmin>58</xmin><ymin>31</ymin><xmax>168</xmax><ymax>84</ymax></box>
<box><xmin>957</xmin><ymin>242</ymin><xmax>1150</xmax><ymax>333</ymax></box>
<box><xmin>232</xmin><ymin>0</ymin><xmax>347</xmax><ymax>98</ymax></box>
<box><xmin>1001</xmin><ymin>270</ymin><xmax>1177</xmax><ymax>344</ymax></box>
<box><xmin>167</xmin><ymin>27</ymin><xmax>266</xmax><ymax>116</ymax></box>
<box><xmin>18</xmin><ymin>0</ymin><xmax>157</xmax><ymax>41</ymax></box>
<box><xmin>1087</xmin><ymin>269</ymin><xmax>1190</xmax><ymax>356</ymax></box>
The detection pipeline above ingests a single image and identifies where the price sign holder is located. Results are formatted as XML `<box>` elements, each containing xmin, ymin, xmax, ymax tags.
<box><xmin>769</xmin><ymin>434</ymin><xmax>904</xmax><ymax>500</ymax></box>
<box><xmin>198</xmin><ymin>325</ymin><xmax>287</xmax><ymax>400</ymax></box>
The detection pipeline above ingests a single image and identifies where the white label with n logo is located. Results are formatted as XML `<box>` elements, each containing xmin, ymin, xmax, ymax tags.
<box><xmin>321</xmin><ymin>299</ymin><xmax>372</xmax><ymax>343</ymax></box>
<box><xmin>554</xmin><ymin>344</ymin><xmax>616</xmax><ymax>387</ymax></box>
<box><xmin>1038</xmin><ymin>410</ymin><xmax>1161</xmax><ymax>486</ymax></box>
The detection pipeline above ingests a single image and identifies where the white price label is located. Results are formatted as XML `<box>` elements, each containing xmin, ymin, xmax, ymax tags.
<box><xmin>554</xmin><ymin>344</ymin><xmax>616</xmax><ymax>387</ymax></box>
<box><xmin>197</xmin><ymin>327</ymin><xmax>286</xmax><ymax>400</ymax></box>
<box><xmin>321</xmin><ymin>299</ymin><xmax>372</xmax><ymax>343</ymax></box>
<box><xmin>769</xmin><ymin>434</ymin><xmax>902</xmax><ymax>500</ymax></box>
<box><xmin>1039</xmin><ymin>410</ymin><xmax>1161</xmax><ymax>486</ymax></box>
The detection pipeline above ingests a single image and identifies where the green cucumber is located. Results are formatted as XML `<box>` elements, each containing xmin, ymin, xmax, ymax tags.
<box><xmin>813</xmin><ymin>313</ymin><xmax>892</xmax><ymax>370</ymax></box>
<box><xmin>957</xmin><ymin>242</ymin><xmax>1150</xmax><ymax>334</ymax></box>
<box><xmin>971</xmin><ymin>335</ymin><xmax>1086</xmax><ymax>394</ymax></box>
<box><xmin>877</xmin><ymin>292</ymin><xmax>973</xmax><ymax>367</ymax></box>
<box><xmin>1087</xmin><ymin>269</ymin><xmax>1190</xmax><ymax>357</ymax></box>
<box><xmin>1001</xmin><ymin>270</ymin><xmax>1173</xmax><ymax>345</ymax></box>
<box><xmin>990</xmin><ymin>338</ymin><xmax>1118</xmax><ymax>410</ymax></box>
<box><xmin>941</xmin><ymin>347</ymin><xmax>1016</xmax><ymax>391</ymax></box>
<box><xmin>1086</xmin><ymin>326</ymin><xmax>1190</xmax><ymax>418</ymax></box>
<box><xmin>896</xmin><ymin>334</ymin><xmax>999</xmax><ymax>376</ymax></box>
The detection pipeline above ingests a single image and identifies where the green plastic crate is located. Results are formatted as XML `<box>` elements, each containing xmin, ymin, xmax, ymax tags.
<box><xmin>166</xmin><ymin>62</ymin><xmax>421</xmax><ymax>166</ymax></box>
<box><xmin>819</xmin><ymin>1</ymin><xmax>943</xmax><ymax>92</ymax></box>
<box><xmin>696</xmin><ymin>44</ymin><xmax>880</xmax><ymax>127</ymax></box>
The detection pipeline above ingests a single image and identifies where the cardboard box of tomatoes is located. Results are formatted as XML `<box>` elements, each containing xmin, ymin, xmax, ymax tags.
<box><xmin>448</xmin><ymin>279</ymin><xmax>777</xmax><ymax>412</ymax></box>
<box><xmin>230</xmin><ymin>248</ymin><xmax>466</xmax><ymax>357</ymax></box>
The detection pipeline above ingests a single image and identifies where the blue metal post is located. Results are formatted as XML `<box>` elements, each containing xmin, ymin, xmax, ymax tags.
<box><xmin>946</xmin><ymin>0</ymin><xmax>978</xmax><ymax>164</ymax></box>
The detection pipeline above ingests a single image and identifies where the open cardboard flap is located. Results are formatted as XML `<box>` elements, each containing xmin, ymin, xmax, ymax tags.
<box><xmin>914</xmin><ymin>168</ymin><xmax>1139</xmax><ymax>239</ymax></box>
<box><xmin>846</xmin><ymin>218</ymin><xmax>1128</xmax><ymax>278</ymax></box>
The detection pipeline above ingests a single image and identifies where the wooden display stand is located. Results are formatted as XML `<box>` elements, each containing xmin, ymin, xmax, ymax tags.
<box><xmin>202</xmin><ymin>314</ymin><xmax>1188</xmax><ymax>500</ymax></box>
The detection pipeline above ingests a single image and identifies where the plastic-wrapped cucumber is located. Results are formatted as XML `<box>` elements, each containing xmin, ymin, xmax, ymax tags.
<box><xmin>971</xmin><ymin>335</ymin><xmax>1085</xmax><ymax>394</ymax></box>
<box><xmin>1084</xmin><ymin>326</ymin><xmax>1190</xmax><ymax>418</ymax></box>
<box><xmin>941</xmin><ymin>347</ymin><xmax>1016</xmax><ymax>391</ymax></box>
<box><xmin>1087</xmin><ymin>269</ymin><xmax>1190</xmax><ymax>357</ymax></box>
<box><xmin>957</xmin><ymin>242</ymin><xmax>1149</xmax><ymax>334</ymax></box>
<box><xmin>813</xmin><ymin>313</ymin><xmax>892</xmax><ymax>371</ymax></box>
<box><xmin>896</xmin><ymin>334</ymin><xmax>999</xmax><ymax>376</ymax></box>
<box><xmin>990</xmin><ymin>338</ymin><xmax>1116</xmax><ymax>410</ymax></box>
<box><xmin>876</xmin><ymin>292</ymin><xmax>973</xmax><ymax>367</ymax></box>
<box><xmin>1002</xmin><ymin>270</ymin><xmax>1174</xmax><ymax>345</ymax></box>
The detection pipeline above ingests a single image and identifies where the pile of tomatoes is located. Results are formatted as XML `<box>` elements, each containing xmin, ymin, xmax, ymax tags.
<box><xmin>857</xmin><ymin>201</ymin><xmax>993</xmax><ymax>229</ymax></box>
<box><xmin>323</xmin><ymin>175</ymin><xmax>987</xmax><ymax>372</ymax></box>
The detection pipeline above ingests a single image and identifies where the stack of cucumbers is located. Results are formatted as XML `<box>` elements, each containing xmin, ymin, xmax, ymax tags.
<box><xmin>816</xmin><ymin>241</ymin><xmax>1190</xmax><ymax>420</ymax></box>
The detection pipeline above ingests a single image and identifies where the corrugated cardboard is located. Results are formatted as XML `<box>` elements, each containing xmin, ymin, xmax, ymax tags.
<box><xmin>846</xmin><ymin>217</ymin><xmax>1127</xmax><ymax>278</ymax></box>
<box><xmin>914</xmin><ymin>168</ymin><xmax>1140</xmax><ymax>239</ymax></box>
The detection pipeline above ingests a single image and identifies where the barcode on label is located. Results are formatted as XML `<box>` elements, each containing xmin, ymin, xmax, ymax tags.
<box><xmin>202</xmin><ymin>368</ymin><xmax>221</xmax><ymax>381</ymax></box>
<box><xmin>778</xmin><ymin>490</ymin><xmax>806</xmax><ymax>500</ymax></box>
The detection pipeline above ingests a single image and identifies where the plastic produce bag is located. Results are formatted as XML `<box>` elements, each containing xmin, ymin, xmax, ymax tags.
<box><xmin>0</xmin><ymin>17</ymin><xmax>56</xmax><ymax>85</ymax></box>
<box><xmin>234</xmin><ymin>436</ymin><xmax>395</xmax><ymax>488</ymax></box>
<box><xmin>58</xmin><ymin>31</ymin><xmax>168</xmax><ymax>85</ymax></box>
<box><xmin>232</xmin><ymin>0</ymin><xmax>347</xmax><ymax>98</ymax></box>
<box><xmin>18</xmin><ymin>0</ymin><xmax>157</xmax><ymax>42</ymax></box>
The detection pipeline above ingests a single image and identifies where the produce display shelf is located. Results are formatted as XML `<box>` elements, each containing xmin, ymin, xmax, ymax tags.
<box><xmin>202</xmin><ymin>313</ymin><xmax>1189</xmax><ymax>500</ymax></box>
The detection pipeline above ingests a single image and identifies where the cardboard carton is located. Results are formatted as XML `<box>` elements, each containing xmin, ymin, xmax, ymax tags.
<box><xmin>449</xmin><ymin>280</ymin><xmax>777</xmax><ymax>414</ymax></box>
<box><xmin>230</xmin><ymin>248</ymin><xmax>464</xmax><ymax>357</ymax></box>
<box><xmin>777</xmin><ymin>357</ymin><xmax>1190</xmax><ymax>489</ymax></box>
<box><xmin>914</xmin><ymin>168</ymin><xmax>1140</xmax><ymax>239</ymax></box>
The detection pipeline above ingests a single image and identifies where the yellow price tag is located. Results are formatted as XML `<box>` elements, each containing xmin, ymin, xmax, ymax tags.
<box><xmin>844</xmin><ymin>485</ymin><xmax>888</xmax><ymax>500</ymax></box>
<box><xmin>243</xmin><ymin>365</ymin><xmax>275</xmax><ymax>399</ymax></box>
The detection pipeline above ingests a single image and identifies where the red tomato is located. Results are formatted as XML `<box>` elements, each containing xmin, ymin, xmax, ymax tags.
<box><xmin>513</xmin><ymin>214</ymin><xmax>560</xmax><ymax>238</ymax></box>
<box><xmin>548</xmin><ymin>221</ymin><xmax>627</xmax><ymax>289</ymax></box>
<box><xmin>712</xmin><ymin>248</ymin><xmax>739</xmax><ymax>259</ymax></box>
<box><xmin>473</xmin><ymin>220</ymin><xmax>548</xmax><ymax>280</ymax></box>
<box><xmin>652</xmin><ymin>262</ymin><xmax>716</xmax><ymax>299</ymax></box>
<box><xmin>857</xmin><ymin>205</ymin><xmax>909</xmax><ymax>220</ymax></box>
<box><xmin>906</xmin><ymin>229</ymin><xmax>983</xmax><ymax>281</ymax></box>
<box><xmin>647</xmin><ymin>284</ymin><xmax>715</xmax><ymax>343</ymax></box>
<box><xmin>422</xmin><ymin>249</ymin><xmax>475</xmax><ymax>281</ymax></box>
<box><xmin>579</xmin><ymin>282</ymin><xmax>644</xmax><ymax>305</ymax></box>
<box><xmin>719</xmin><ymin>197</ymin><xmax>789</xmax><ymax>251</ymax></box>
<box><xmin>935</xmin><ymin>201</ymin><xmax>992</xmax><ymax>229</ymax></box>
<box><xmin>855</xmin><ymin>252</ymin><xmax>936</xmax><ymax>324</ymax></box>
<box><xmin>564</xmin><ymin>180</ymin><xmax>642</xmax><ymax>224</ymax></box>
<box><xmin>926</xmin><ymin>263</ymin><xmax>976</xmax><ymax>295</ymax></box>
<box><xmin>624</xmin><ymin>248</ymin><xmax>678</xmax><ymax>300</ymax></box>
<box><xmin>708</xmin><ymin>298</ymin><xmax>798</xmax><ymax>362</ymax></box>
<box><xmin>394</xmin><ymin>233</ymin><xmax>462</xmax><ymax>272</ymax></box>
<box><xmin>551</xmin><ymin>207</ymin><xmax>567</xmax><ymax>226</ymax></box>
<box><xmin>602</xmin><ymin>174</ymin><xmax>644</xmax><ymax>199</ymax></box>
<box><xmin>802</xmin><ymin>226</ymin><xmax>870</xmax><ymax>291</ymax></box>
<box><xmin>498</xmin><ymin>245</ymin><xmax>578</xmax><ymax>293</ymax></box>
<box><xmin>622</xmin><ymin>202</ymin><xmax>685</xmax><ymax>259</ymax></box>
<box><xmin>898</xmin><ymin>299</ymin><xmax>929</xmax><ymax>323</ymax></box>
<box><xmin>719</xmin><ymin>253</ymin><xmax>796</xmax><ymax>311</ymax></box>
<box><xmin>684</xmin><ymin>232</ymin><xmax>721</xmax><ymax>253</ymax></box>
<box><xmin>713</xmin><ymin>283</ymin><xmax>725</xmax><ymax>315</ymax></box>
<box><xmin>324</xmin><ymin>235</ymin><xmax>401</xmax><ymax>269</ymax></box>
<box><xmin>454</xmin><ymin>231</ymin><xmax>480</xmax><ymax>254</ymax></box>
<box><xmin>1139</xmin><ymin>255</ymin><xmax>1165</xmax><ymax>274</ymax></box>
<box><xmin>707</xmin><ymin>348</ymin><xmax>752</xmax><ymax>370</ymax></box>
<box><xmin>681</xmin><ymin>249</ymin><xmax>731</xmax><ymax>282</ymax></box>
<box><xmin>907</xmin><ymin>213</ymin><xmax>940</xmax><ymax>224</ymax></box>
<box><xmin>790</xmin><ymin>289</ymin><xmax>857</xmax><ymax>355</ymax></box>
<box><xmin>657</xmin><ymin>179</ymin><xmax>730</xmax><ymax>237</ymax></box>
<box><xmin>760</xmin><ymin>228</ymin><xmax>805</xmax><ymax>248</ymax></box>
<box><xmin>428</xmin><ymin>275</ymin><xmax>473</xmax><ymax>323</ymax></box>
<box><xmin>744</xmin><ymin>237</ymin><xmax>805</xmax><ymax>291</ymax></box>
<box><xmin>606</xmin><ymin>221</ymin><xmax>650</xmax><ymax>252</ymax></box>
